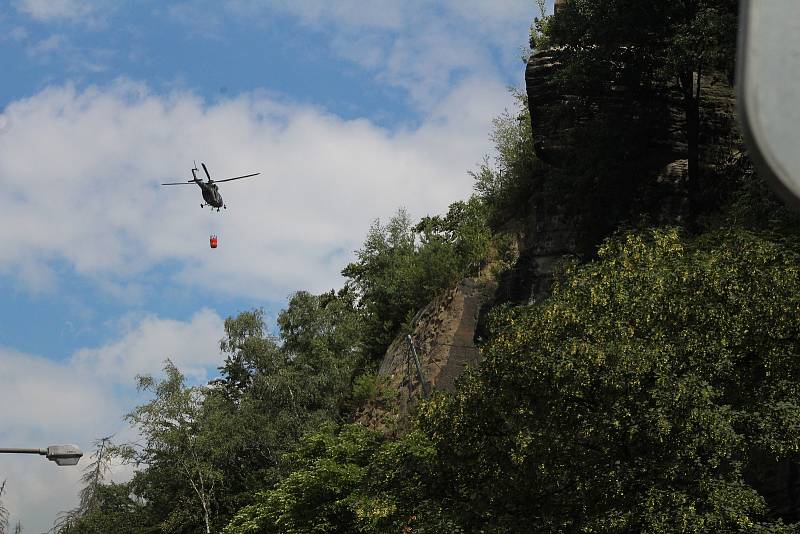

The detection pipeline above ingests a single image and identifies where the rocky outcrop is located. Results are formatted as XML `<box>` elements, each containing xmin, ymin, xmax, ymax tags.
<box><xmin>526</xmin><ymin>48</ymin><xmax>575</xmax><ymax>167</ymax></box>
<box><xmin>358</xmin><ymin>277</ymin><xmax>497</xmax><ymax>433</ymax></box>
<box><xmin>519</xmin><ymin>22</ymin><xmax>737</xmax><ymax>304</ymax></box>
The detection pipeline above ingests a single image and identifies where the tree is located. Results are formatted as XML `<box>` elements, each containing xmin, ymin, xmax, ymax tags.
<box><xmin>414</xmin><ymin>197</ymin><xmax>493</xmax><ymax>279</ymax></box>
<box><xmin>216</xmin><ymin>309</ymin><xmax>284</xmax><ymax>398</ymax></box>
<box><xmin>221</xmin><ymin>426</ymin><xmax>465</xmax><ymax>534</ymax></box>
<box><xmin>50</xmin><ymin>483</ymin><xmax>154</xmax><ymax>534</ymax></box>
<box><xmin>344</xmin><ymin>204</ymin><xmax>496</xmax><ymax>363</ymax></box>
<box><xmin>343</xmin><ymin>209</ymin><xmax>419</xmax><ymax>361</ymax></box>
<box><xmin>108</xmin><ymin>305</ymin><xmax>370</xmax><ymax>531</ymax></box>
<box><xmin>471</xmin><ymin>92</ymin><xmax>540</xmax><ymax>231</ymax></box>
<box><xmin>209</xmin><ymin>303</ymin><xmax>363</xmax><ymax>522</ymax></box>
<box><xmin>410</xmin><ymin>227</ymin><xmax>800</xmax><ymax>531</ymax></box>
<box><xmin>277</xmin><ymin>288</ymin><xmax>363</xmax><ymax>371</ymax></box>
<box><xmin>123</xmin><ymin>362</ymin><xmax>221</xmax><ymax>534</ymax></box>
<box><xmin>222</xmin><ymin>425</ymin><xmax>381</xmax><ymax>534</ymax></box>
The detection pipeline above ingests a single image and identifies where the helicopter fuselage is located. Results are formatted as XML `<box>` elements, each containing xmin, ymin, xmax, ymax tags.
<box><xmin>196</xmin><ymin>180</ymin><xmax>224</xmax><ymax>208</ymax></box>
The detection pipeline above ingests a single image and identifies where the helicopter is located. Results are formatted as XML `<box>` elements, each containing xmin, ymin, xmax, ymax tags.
<box><xmin>161</xmin><ymin>162</ymin><xmax>259</xmax><ymax>211</ymax></box>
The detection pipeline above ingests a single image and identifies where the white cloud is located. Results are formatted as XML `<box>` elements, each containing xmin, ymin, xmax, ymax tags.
<box><xmin>0</xmin><ymin>349</ymin><xmax>112</xmax><ymax>439</ymax></box>
<box><xmin>248</xmin><ymin>0</ymin><xmax>534</xmax><ymax>36</ymax></box>
<box><xmin>72</xmin><ymin>308</ymin><xmax>225</xmax><ymax>384</ymax></box>
<box><xmin>5</xmin><ymin>26</ymin><xmax>29</xmax><ymax>42</ymax></box>
<box><xmin>25</xmin><ymin>33</ymin><xmax>112</xmax><ymax>73</ymax></box>
<box><xmin>0</xmin><ymin>77</ymin><xmax>513</xmax><ymax>300</ymax></box>
<box><xmin>0</xmin><ymin>310</ymin><xmax>225</xmax><ymax>532</ymax></box>
<box><xmin>0</xmin><ymin>347</ymin><xmax>122</xmax><ymax>532</ymax></box>
<box><xmin>13</xmin><ymin>0</ymin><xmax>96</xmax><ymax>21</ymax></box>
<box><xmin>27</xmin><ymin>33</ymin><xmax>63</xmax><ymax>54</ymax></box>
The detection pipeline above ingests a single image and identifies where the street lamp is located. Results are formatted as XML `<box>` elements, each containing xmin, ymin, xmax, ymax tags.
<box><xmin>0</xmin><ymin>444</ymin><xmax>83</xmax><ymax>466</ymax></box>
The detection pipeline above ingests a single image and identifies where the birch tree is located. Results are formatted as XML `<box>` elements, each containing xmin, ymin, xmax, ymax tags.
<box><xmin>124</xmin><ymin>361</ymin><xmax>221</xmax><ymax>534</ymax></box>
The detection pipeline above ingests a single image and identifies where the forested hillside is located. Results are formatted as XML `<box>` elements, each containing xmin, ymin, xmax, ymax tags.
<box><xmin>51</xmin><ymin>1</ymin><xmax>800</xmax><ymax>532</ymax></box>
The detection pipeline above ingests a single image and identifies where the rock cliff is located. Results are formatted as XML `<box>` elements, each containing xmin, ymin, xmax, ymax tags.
<box><xmin>358</xmin><ymin>277</ymin><xmax>497</xmax><ymax>433</ymax></box>
<box><xmin>519</xmin><ymin>35</ymin><xmax>738</xmax><ymax>304</ymax></box>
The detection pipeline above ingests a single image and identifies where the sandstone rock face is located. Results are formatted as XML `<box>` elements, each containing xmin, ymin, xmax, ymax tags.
<box><xmin>358</xmin><ymin>277</ymin><xmax>497</xmax><ymax>433</ymax></box>
<box><xmin>526</xmin><ymin>48</ymin><xmax>574</xmax><ymax>167</ymax></box>
<box><xmin>520</xmin><ymin>41</ymin><xmax>737</xmax><ymax>304</ymax></box>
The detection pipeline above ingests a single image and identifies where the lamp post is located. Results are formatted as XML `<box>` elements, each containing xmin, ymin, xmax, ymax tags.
<box><xmin>0</xmin><ymin>444</ymin><xmax>83</xmax><ymax>466</ymax></box>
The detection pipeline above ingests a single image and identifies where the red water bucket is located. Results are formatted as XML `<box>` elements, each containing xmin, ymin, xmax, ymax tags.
<box><xmin>210</xmin><ymin>235</ymin><xmax>218</xmax><ymax>248</ymax></box>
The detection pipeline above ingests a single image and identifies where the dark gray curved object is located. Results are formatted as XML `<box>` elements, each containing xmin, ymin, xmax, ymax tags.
<box><xmin>738</xmin><ymin>0</ymin><xmax>800</xmax><ymax>210</ymax></box>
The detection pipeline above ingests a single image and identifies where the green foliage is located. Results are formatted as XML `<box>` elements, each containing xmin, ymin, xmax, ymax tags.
<box><xmin>53</xmin><ymin>484</ymin><xmax>156</xmax><ymax>534</ymax></box>
<box><xmin>217</xmin><ymin>309</ymin><xmax>282</xmax><ymax>395</ymax></box>
<box><xmin>719</xmin><ymin>162</ymin><xmax>800</xmax><ymax>240</ymax></box>
<box><xmin>343</xmin><ymin>201</ymin><xmax>494</xmax><ymax>362</ymax></box>
<box><xmin>277</xmin><ymin>289</ymin><xmax>362</xmax><ymax>361</ymax></box>
<box><xmin>358</xmin><ymin>430</ymin><xmax>463</xmax><ymax>534</ymax></box>
<box><xmin>222</xmin><ymin>425</ymin><xmax>464</xmax><ymax>534</ymax></box>
<box><xmin>351</xmin><ymin>372</ymin><xmax>378</xmax><ymax>405</ymax></box>
<box><xmin>529</xmin><ymin>0</ymin><xmax>552</xmax><ymax>52</ymax></box>
<box><xmin>210</xmin><ymin>301</ymin><xmax>364</xmax><ymax>524</ymax></box>
<box><xmin>342</xmin><ymin>208</ymin><xmax>419</xmax><ymax>361</ymax></box>
<box><xmin>123</xmin><ymin>362</ymin><xmax>222</xmax><ymax>534</ymax></box>
<box><xmin>415</xmin><ymin>196</ymin><xmax>493</xmax><ymax>275</ymax></box>
<box><xmin>548</xmin><ymin>0</ymin><xmax>738</xmax><ymax>77</ymax></box>
<box><xmin>222</xmin><ymin>425</ymin><xmax>381</xmax><ymax>534</ymax></box>
<box><xmin>471</xmin><ymin>92</ymin><xmax>540</xmax><ymax>231</ymax></box>
<box><xmin>412</xmin><ymin>227</ymin><xmax>800</xmax><ymax>531</ymax></box>
<box><xmin>105</xmin><ymin>300</ymin><xmax>366</xmax><ymax>532</ymax></box>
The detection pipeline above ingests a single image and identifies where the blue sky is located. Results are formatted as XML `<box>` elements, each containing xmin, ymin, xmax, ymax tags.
<box><xmin>0</xmin><ymin>0</ymin><xmax>549</xmax><ymax>528</ymax></box>
<box><xmin>1</xmin><ymin>2</ymin><xmax>416</xmax><ymax>126</ymax></box>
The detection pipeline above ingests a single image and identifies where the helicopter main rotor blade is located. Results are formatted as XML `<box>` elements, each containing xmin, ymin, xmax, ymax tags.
<box><xmin>213</xmin><ymin>173</ymin><xmax>260</xmax><ymax>183</ymax></box>
<box><xmin>201</xmin><ymin>163</ymin><xmax>212</xmax><ymax>181</ymax></box>
<box><xmin>161</xmin><ymin>180</ymin><xmax>198</xmax><ymax>185</ymax></box>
